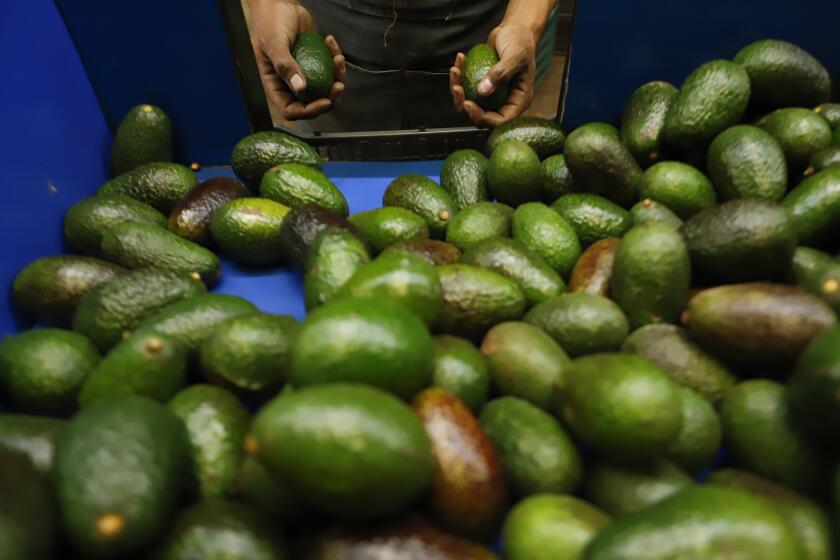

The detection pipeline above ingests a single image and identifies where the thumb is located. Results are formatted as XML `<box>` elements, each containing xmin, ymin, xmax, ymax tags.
<box><xmin>478</xmin><ymin>58</ymin><xmax>520</xmax><ymax>97</ymax></box>
<box><xmin>264</xmin><ymin>36</ymin><xmax>307</xmax><ymax>93</ymax></box>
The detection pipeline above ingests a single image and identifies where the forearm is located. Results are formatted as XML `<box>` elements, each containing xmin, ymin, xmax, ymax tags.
<box><xmin>500</xmin><ymin>0</ymin><xmax>557</xmax><ymax>40</ymax></box>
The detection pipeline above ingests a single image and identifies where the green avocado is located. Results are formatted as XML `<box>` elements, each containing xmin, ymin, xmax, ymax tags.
<box><xmin>583</xmin><ymin>459</ymin><xmax>694</xmax><ymax>516</ymax></box>
<box><xmin>550</xmin><ymin>193</ymin><xmax>632</xmax><ymax>247</ymax></box>
<box><xmin>439</xmin><ymin>149</ymin><xmax>489</xmax><ymax>211</ymax></box>
<box><xmin>512</xmin><ymin>202</ymin><xmax>581</xmax><ymax>278</ymax></box>
<box><xmin>65</xmin><ymin>194</ymin><xmax>167</xmax><ymax>255</ymax></box>
<box><xmin>760</xmin><ymin>107</ymin><xmax>833</xmax><ymax>168</ymax></box>
<box><xmin>348</xmin><ymin>206</ymin><xmax>429</xmax><ymax>254</ymax></box>
<box><xmin>814</xmin><ymin>102</ymin><xmax>840</xmax><ymax>127</ymax></box>
<box><xmin>304</xmin><ymin>227</ymin><xmax>370</xmax><ymax>309</ymax></box>
<box><xmin>620</xmin><ymin>80</ymin><xmax>679</xmax><ymax>166</ymax></box>
<box><xmin>445</xmin><ymin>201</ymin><xmax>513</xmax><ymax>252</ymax></box>
<box><xmin>260</xmin><ymin>163</ymin><xmax>348</xmax><ymax>216</ymax></box>
<box><xmin>381</xmin><ymin>238</ymin><xmax>462</xmax><ymax>266</ymax></box>
<box><xmin>210</xmin><ymin>197</ymin><xmax>290</xmax><ymax>266</ymax></box>
<box><xmin>665</xmin><ymin>386</ymin><xmax>722</xmax><ymax>472</ymax></box>
<box><xmin>430</xmin><ymin>335</ymin><xmax>489</xmax><ymax>414</ymax></box>
<box><xmin>231</xmin><ymin>131</ymin><xmax>321</xmax><ymax>184</ymax></box>
<box><xmin>541</xmin><ymin>154</ymin><xmax>575</xmax><ymax>201</ymax></box>
<box><xmin>806</xmin><ymin>145</ymin><xmax>840</xmax><ymax>174</ymax></box>
<box><xmin>486</xmin><ymin>116</ymin><xmax>565</xmax><ymax>159</ymax></box>
<box><xmin>291</xmin><ymin>31</ymin><xmax>333</xmax><ymax>102</ymax></box>
<box><xmin>110</xmin><ymin>104</ymin><xmax>172</xmax><ymax>175</ymax></box>
<box><xmin>234</xmin><ymin>456</ymin><xmax>308</xmax><ymax>523</ymax></box>
<box><xmin>98</xmin><ymin>162</ymin><xmax>197</xmax><ymax>214</ymax></box>
<box><xmin>638</xmin><ymin>161</ymin><xmax>716</xmax><ymax>218</ymax></box>
<box><xmin>0</xmin><ymin>447</ymin><xmax>57</xmax><ymax>560</ymax></box>
<box><xmin>383</xmin><ymin>173</ymin><xmax>455</xmax><ymax>238</ymax></box>
<box><xmin>487</xmin><ymin>140</ymin><xmax>542</xmax><ymax>206</ymax></box>
<box><xmin>462</xmin><ymin>44</ymin><xmax>508</xmax><ymax>111</ymax></box>
<box><xmin>0</xmin><ymin>414</ymin><xmax>65</xmax><ymax>474</ymax></box>
<box><xmin>790</xmin><ymin>246</ymin><xmax>840</xmax><ymax>313</ymax></box>
<box><xmin>782</xmin><ymin>166</ymin><xmax>840</xmax><ymax>246</ymax></box>
<box><xmin>787</xmin><ymin>326</ymin><xmax>840</xmax><ymax>445</ymax></box>
<box><xmin>706</xmin><ymin>124</ymin><xmax>788</xmax><ymax>201</ymax></box>
<box><xmin>629</xmin><ymin>198</ymin><xmax>683</xmax><ymax>229</ymax></box>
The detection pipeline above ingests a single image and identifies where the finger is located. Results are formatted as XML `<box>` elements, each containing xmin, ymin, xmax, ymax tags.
<box><xmin>329</xmin><ymin>81</ymin><xmax>345</xmax><ymax>103</ymax></box>
<box><xmin>449</xmin><ymin>65</ymin><xmax>461</xmax><ymax>90</ymax></box>
<box><xmin>325</xmin><ymin>35</ymin><xmax>343</xmax><ymax>58</ymax></box>
<box><xmin>300</xmin><ymin>98</ymin><xmax>332</xmax><ymax>118</ymax></box>
<box><xmin>479</xmin><ymin>58</ymin><xmax>525</xmax><ymax>97</ymax></box>
<box><xmin>263</xmin><ymin>36</ymin><xmax>307</xmax><ymax>94</ymax></box>
<box><xmin>282</xmin><ymin>99</ymin><xmax>309</xmax><ymax>120</ymax></box>
<box><xmin>297</xmin><ymin>6</ymin><xmax>316</xmax><ymax>31</ymax></box>
<box><xmin>462</xmin><ymin>101</ymin><xmax>492</xmax><ymax>129</ymax></box>
<box><xmin>333</xmin><ymin>54</ymin><xmax>347</xmax><ymax>84</ymax></box>
<box><xmin>453</xmin><ymin>52</ymin><xmax>465</xmax><ymax>71</ymax></box>
<box><xmin>451</xmin><ymin>85</ymin><xmax>466</xmax><ymax>112</ymax></box>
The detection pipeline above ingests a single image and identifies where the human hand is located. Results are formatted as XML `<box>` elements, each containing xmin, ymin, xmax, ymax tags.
<box><xmin>450</xmin><ymin>23</ymin><xmax>537</xmax><ymax>128</ymax></box>
<box><xmin>249</xmin><ymin>0</ymin><xmax>345</xmax><ymax>120</ymax></box>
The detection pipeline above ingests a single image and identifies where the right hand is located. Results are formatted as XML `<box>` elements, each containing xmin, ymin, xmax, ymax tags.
<box><xmin>248</xmin><ymin>0</ymin><xmax>346</xmax><ymax>120</ymax></box>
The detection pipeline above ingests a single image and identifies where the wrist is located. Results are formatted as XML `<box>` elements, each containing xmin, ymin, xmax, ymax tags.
<box><xmin>499</xmin><ymin>0</ymin><xmax>554</xmax><ymax>42</ymax></box>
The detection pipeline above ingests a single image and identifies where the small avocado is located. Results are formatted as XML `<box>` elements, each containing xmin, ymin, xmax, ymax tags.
<box><xmin>665</xmin><ymin>386</ymin><xmax>722</xmax><ymax>472</ymax></box>
<box><xmin>231</xmin><ymin>131</ymin><xmax>321</xmax><ymax>184</ymax></box>
<box><xmin>787</xmin><ymin>326</ymin><xmax>840</xmax><ymax>445</ymax></box>
<box><xmin>564</xmin><ymin>122</ymin><xmax>642</xmax><ymax>207</ymax></box>
<box><xmin>436</xmin><ymin>264</ymin><xmax>527</xmax><ymax>340</ymax></box>
<box><xmin>663</xmin><ymin>59</ymin><xmax>751</xmax><ymax>148</ymax></box>
<box><xmin>487</xmin><ymin>140</ymin><xmax>542</xmax><ymax>206</ymax></box>
<box><xmin>383</xmin><ymin>173</ymin><xmax>455</xmax><ymax>238</ymax></box>
<box><xmin>430</xmin><ymin>335</ymin><xmax>489</xmax><ymax>414</ymax></box>
<box><xmin>524</xmin><ymin>293</ymin><xmax>629</xmax><ymax>357</ymax></box>
<box><xmin>210</xmin><ymin>197</ymin><xmax>290</xmax><ymax>266</ymax></box>
<box><xmin>541</xmin><ymin>154</ymin><xmax>575</xmax><ymax>201</ymax></box>
<box><xmin>381</xmin><ymin>238</ymin><xmax>461</xmax><ymax>266</ymax></box>
<box><xmin>814</xmin><ymin>102</ymin><xmax>840</xmax><ymax>127</ymax></box>
<box><xmin>583</xmin><ymin>459</ymin><xmax>694</xmax><ymax>516</ymax></box>
<box><xmin>260</xmin><ymin>163</ymin><xmax>348</xmax><ymax>216</ymax></box>
<box><xmin>0</xmin><ymin>329</ymin><xmax>99</xmax><ymax>415</ymax></box>
<box><xmin>168</xmin><ymin>177</ymin><xmax>250</xmax><ymax>246</ymax></box>
<box><xmin>65</xmin><ymin>194</ymin><xmax>167</xmax><ymax>255</ymax></box>
<box><xmin>620</xmin><ymin>80</ymin><xmax>679</xmax><ymax>166</ymax></box>
<box><xmin>445</xmin><ymin>201</ymin><xmax>513</xmax><ymax>252</ymax></box>
<box><xmin>480</xmin><ymin>396</ymin><xmax>582</xmax><ymax>497</ymax></box>
<box><xmin>629</xmin><ymin>198</ymin><xmax>683</xmax><ymax>229</ymax></box>
<box><xmin>638</xmin><ymin>161</ymin><xmax>716</xmax><ymax>218</ymax></box>
<box><xmin>98</xmin><ymin>162</ymin><xmax>197</xmax><ymax>214</ymax></box>
<box><xmin>760</xmin><ymin>107</ymin><xmax>833</xmax><ymax>168</ymax></box>
<box><xmin>706</xmin><ymin>124</ymin><xmax>788</xmax><ymax>201</ymax></box>
<box><xmin>782</xmin><ymin>167</ymin><xmax>840</xmax><ymax>246</ymax></box>
<box><xmin>0</xmin><ymin>414</ymin><xmax>65</xmax><ymax>474</ymax></box>
<box><xmin>288</xmin><ymin>297</ymin><xmax>433</xmax><ymax>399</ymax></box>
<box><xmin>790</xmin><ymin>246</ymin><xmax>840</xmax><ymax>313</ymax></box>
<box><xmin>78</xmin><ymin>332</ymin><xmax>187</xmax><ymax>406</ymax></box>
<box><xmin>439</xmin><ymin>149</ymin><xmax>489</xmax><ymax>211</ymax></box>
<box><xmin>304</xmin><ymin>228</ymin><xmax>370</xmax><ymax>310</ymax></box>
<box><xmin>486</xmin><ymin>116</ymin><xmax>565</xmax><ymax>158</ymax></box>
<box><xmin>462</xmin><ymin>44</ymin><xmax>508</xmax><ymax>111</ymax></box>
<box><xmin>502</xmin><ymin>494</ymin><xmax>608</xmax><ymax>560</ymax></box>
<box><xmin>0</xmin><ymin>447</ymin><xmax>57</xmax><ymax>560</ymax></box>
<box><xmin>567</xmin><ymin>237</ymin><xmax>621</xmax><ymax>297</ymax></box>
<box><xmin>281</xmin><ymin>203</ymin><xmax>367</xmax><ymax>269</ymax></box>
<box><xmin>110</xmin><ymin>104</ymin><xmax>172</xmax><ymax>175</ymax></box>
<box><xmin>480</xmin><ymin>321</ymin><xmax>569</xmax><ymax>410</ymax></box>
<box><xmin>234</xmin><ymin>456</ymin><xmax>307</xmax><ymax>523</ymax></box>
<box><xmin>348</xmin><ymin>206</ymin><xmax>429</xmax><ymax>254</ymax></box>
<box><xmin>72</xmin><ymin>268</ymin><xmax>205</xmax><ymax>352</ymax></box>
<box><xmin>512</xmin><ymin>202</ymin><xmax>581</xmax><ymax>278</ymax></box>
<box><xmin>12</xmin><ymin>256</ymin><xmax>124</xmax><ymax>326</ymax></box>
<box><xmin>53</xmin><ymin>396</ymin><xmax>189</xmax><ymax>558</ymax></box>
<box><xmin>252</xmin><ymin>383</ymin><xmax>434</xmax><ymax>520</ymax></box>
<box><xmin>721</xmin><ymin>380</ymin><xmax>831</xmax><ymax>495</ymax></box>
<box><xmin>291</xmin><ymin>31</ymin><xmax>333</xmax><ymax>102</ymax></box>
<box><xmin>550</xmin><ymin>193</ymin><xmax>632</xmax><ymax>247</ymax></box>
<box><xmin>100</xmin><ymin>222</ymin><xmax>220</xmax><ymax>285</ymax></box>
<box><xmin>805</xmin><ymin>145</ymin><xmax>840</xmax><ymax>175</ymax></box>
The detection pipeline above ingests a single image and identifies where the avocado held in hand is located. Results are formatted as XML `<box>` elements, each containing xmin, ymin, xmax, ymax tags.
<box><xmin>463</xmin><ymin>44</ymin><xmax>508</xmax><ymax>111</ymax></box>
<box><xmin>291</xmin><ymin>32</ymin><xmax>334</xmax><ymax>102</ymax></box>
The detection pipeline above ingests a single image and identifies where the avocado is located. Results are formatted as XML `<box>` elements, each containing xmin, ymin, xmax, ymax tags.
<box><xmin>311</xmin><ymin>516</ymin><xmax>500</xmax><ymax>560</ymax></box>
<box><xmin>0</xmin><ymin>447</ymin><xmax>57</xmax><ymax>560</ymax></box>
<box><xmin>234</xmin><ymin>456</ymin><xmax>307</xmax><ymax>523</ymax></box>
<box><xmin>132</xmin><ymin>293</ymin><xmax>259</xmax><ymax>358</ymax></box>
<box><xmin>760</xmin><ymin>107</ymin><xmax>833</xmax><ymax>168</ymax></box>
<box><xmin>288</xmin><ymin>297</ymin><xmax>433</xmax><ymax>398</ymax></box>
<box><xmin>782</xmin><ymin>167</ymin><xmax>840</xmax><ymax>246</ymax></box>
<box><xmin>709</xmin><ymin>469</ymin><xmax>831</xmax><ymax>560</ymax></box>
<box><xmin>663</xmin><ymin>59</ymin><xmax>751</xmax><ymax>148</ymax></box>
<box><xmin>100</xmin><ymin>222</ymin><xmax>220</xmax><ymax>285</ymax></box>
<box><xmin>480</xmin><ymin>321</ymin><xmax>569</xmax><ymax>410</ymax></box>
<box><xmin>281</xmin><ymin>204</ymin><xmax>368</xmax><ymax>268</ymax></box>
<box><xmin>110</xmin><ymin>104</ymin><xmax>172</xmax><ymax>175</ymax></box>
<box><xmin>445</xmin><ymin>201</ymin><xmax>513</xmax><ymax>252</ymax></box>
<box><xmin>620</xmin><ymin>81</ymin><xmax>679</xmax><ymax>166</ymax></box>
<box><xmin>168</xmin><ymin>384</ymin><xmax>250</xmax><ymax>499</ymax></box>
<box><xmin>486</xmin><ymin>116</ymin><xmax>565</xmax><ymax>158</ymax></box>
<box><xmin>412</xmin><ymin>388</ymin><xmax>507</xmax><ymax>538</ymax></box>
<box><xmin>665</xmin><ymin>386</ymin><xmax>721</xmax><ymax>471</ymax></box>
<box><xmin>65</xmin><ymin>194</ymin><xmax>167</xmax><ymax>255</ymax></box>
<box><xmin>787</xmin><ymin>325</ymin><xmax>840</xmax><ymax>444</ymax></box>
<box><xmin>439</xmin><ymin>149</ymin><xmax>489</xmax><ymax>211</ymax></box>
<box><xmin>381</xmin><ymin>238</ymin><xmax>462</xmax><ymax>266</ymax></box>
<box><xmin>383</xmin><ymin>173</ymin><xmax>455</xmax><ymax>238</ymax></box>
<box><xmin>436</xmin><ymin>264</ymin><xmax>527</xmax><ymax>340</ymax></box>
<box><xmin>706</xmin><ymin>124</ymin><xmax>788</xmax><ymax>201</ymax></box>
<box><xmin>512</xmin><ymin>202</ymin><xmax>581</xmax><ymax>278</ymax></box>
<box><xmin>502</xmin><ymin>494</ymin><xmax>609</xmax><ymax>560</ymax></box>
<box><xmin>684</xmin><ymin>283</ymin><xmax>836</xmax><ymax>374</ymax></box>
<box><xmin>348</xmin><ymin>206</ymin><xmax>429</xmax><ymax>254</ymax></box>
<box><xmin>78</xmin><ymin>332</ymin><xmax>186</xmax><ymax>406</ymax></box>
<box><xmin>53</xmin><ymin>396</ymin><xmax>188</xmax><ymax>558</ymax></box>
<box><xmin>231</xmin><ymin>131</ymin><xmax>321</xmax><ymax>184</ymax></box>
<box><xmin>629</xmin><ymin>198</ymin><xmax>683</xmax><ymax>229</ymax></box>
<box><xmin>291</xmin><ymin>31</ymin><xmax>333</xmax><ymax>102</ymax></box>
<box><xmin>541</xmin><ymin>154</ymin><xmax>575</xmax><ymax>201</ymax></box>
<box><xmin>790</xmin><ymin>246</ymin><xmax>840</xmax><ymax>313</ymax></box>
<box><xmin>638</xmin><ymin>161</ymin><xmax>716</xmax><ymax>218</ymax></box>
<box><xmin>621</xmin><ymin>324</ymin><xmax>736</xmax><ymax>403</ymax></box>
<box><xmin>0</xmin><ymin>328</ymin><xmax>99</xmax><ymax>415</ymax></box>
<box><xmin>158</xmin><ymin>499</ymin><xmax>288</xmax><ymax>560</ymax></box>
<box><xmin>168</xmin><ymin>177</ymin><xmax>250</xmax><ymax>246</ymax></box>
<box><xmin>681</xmin><ymin>198</ymin><xmax>797</xmax><ymax>283</ymax></box>
<box><xmin>833</xmin><ymin>125</ymin><xmax>840</xmax><ymax>146</ymax></box>
<box><xmin>336</xmin><ymin>252</ymin><xmax>442</xmax><ymax>325</ymax></box>
<box><xmin>584</xmin><ymin>485</ymin><xmax>801</xmax><ymax>559</ymax></box>
<box><xmin>480</xmin><ymin>396</ymin><xmax>582</xmax><ymax>497</ymax></box>
<box><xmin>12</xmin><ymin>255</ymin><xmax>124</xmax><ymax>326</ymax></box>
<box><xmin>304</xmin><ymin>228</ymin><xmax>370</xmax><ymax>309</ymax></box>
<box><xmin>524</xmin><ymin>293</ymin><xmax>629</xmax><ymax>357</ymax></box>
<box><xmin>210</xmin><ymin>197</ymin><xmax>290</xmax><ymax>266</ymax></box>
<box><xmin>430</xmin><ymin>335</ymin><xmax>489</xmax><ymax>414</ymax></box>
<box><xmin>461</xmin><ymin>237</ymin><xmax>565</xmax><ymax>307</ymax></box>
<box><xmin>200</xmin><ymin>313</ymin><xmax>298</xmax><ymax>396</ymax></box>
<box><xmin>567</xmin><ymin>237</ymin><xmax>621</xmax><ymax>297</ymax></box>
<box><xmin>0</xmin><ymin>414</ymin><xmax>65</xmax><ymax>474</ymax></box>
<box><xmin>72</xmin><ymin>268</ymin><xmax>205</xmax><ymax>352</ymax></box>
<box><xmin>806</xmin><ymin>145</ymin><xmax>840</xmax><ymax>175</ymax></box>
<box><xmin>721</xmin><ymin>380</ymin><xmax>830</xmax><ymax>495</ymax></box>
<box><xmin>260</xmin><ymin>163</ymin><xmax>348</xmax><ymax>215</ymax></box>
<box><xmin>487</xmin><ymin>140</ymin><xmax>542</xmax><ymax>206</ymax></box>
<box><xmin>564</xmin><ymin>122</ymin><xmax>642</xmax><ymax>207</ymax></box>
<box><xmin>734</xmin><ymin>39</ymin><xmax>831</xmax><ymax>109</ymax></box>
<box><xmin>550</xmin><ymin>193</ymin><xmax>632</xmax><ymax>247</ymax></box>
<box><xmin>462</xmin><ymin>44</ymin><xmax>508</xmax><ymax>111</ymax></box>
<box><xmin>583</xmin><ymin>459</ymin><xmax>694</xmax><ymax>516</ymax></box>
<box><xmin>252</xmin><ymin>383</ymin><xmax>434</xmax><ymax>519</ymax></box>
<box><xmin>814</xmin><ymin>102</ymin><xmax>840</xmax><ymax>127</ymax></box>
<box><xmin>99</xmin><ymin>162</ymin><xmax>197</xmax><ymax>214</ymax></box>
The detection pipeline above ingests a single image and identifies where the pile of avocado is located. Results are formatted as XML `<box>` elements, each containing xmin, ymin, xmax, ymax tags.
<box><xmin>4</xmin><ymin>37</ymin><xmax>840</xmax><ymax>560</ymax></box>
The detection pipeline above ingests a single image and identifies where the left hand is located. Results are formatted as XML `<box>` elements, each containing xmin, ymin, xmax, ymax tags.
<box><xmin>450</xmin><ymin>23</ymin><xmax>537</xmax><ymax>128</ymax></box>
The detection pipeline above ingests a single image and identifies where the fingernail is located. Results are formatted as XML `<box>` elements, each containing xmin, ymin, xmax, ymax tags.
<box><xmin>478</xmin><ymin>78</ymin><xmax>493</xmax><ymax>95</ymax></box>
<box><xmin>290</xmin><ymin>74</ymin><xmax>305</xmax><ymax>92</ymax></box>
